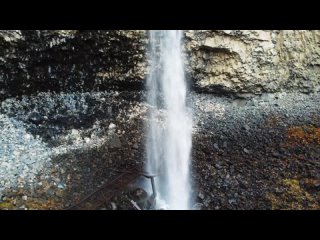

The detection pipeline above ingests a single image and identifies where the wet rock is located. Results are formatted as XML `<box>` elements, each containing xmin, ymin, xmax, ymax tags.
<box><xmin>57</xmin><ymin>183</ymin><xmax>65</xmax><ymax>189</ymax></box>
<box><xmin>215</xmin><ymin>162</ymin><xmax>222</xmax><ymax>170</ymax></box>
<box><xmin>128</xmin><ymin>188</ymin><xmax>151</xmax><ymax>210</ymax></box>
<box><xmin>272</xmin><ymin>151</ymin><xmax>281</xmax><ymax>158</ymax></box>
<box><xmin>109</xmin><ymin>134</ymin><xmax>121</xmax><ymax>149</ymax></box>
<box><xmin>275</xmin><ymin>187</ymin><xmax>284</xmax><ymax>193</ymax></box>
<box><xmin>19</xmin><ymin>205</ymin><xmax>27</xmax><ymax>210</ymax></box>
<box><xmin>223</xmin><ymin>141</ymin><xmax>228</xmax><ymax>148</ymax></box>
<box><xmin>28</xmin><ymin>111</ymin><xmax>44</xmax><ymax>125</ymax></box>
<box><xmin>243</xmin><ymin>148</ymin><xmax>250</xmax><ymax>154</ymax></box>
<box><xmin>46</xmin><ymin>189</ymin><xmax>54</xmax><ymax>196</ymax></box>
<box><xmin>203</xmin><ymin>198</ymin><xmax>211</xmax><ymax>207</ymax></box>
<box><xmin>133</xmin><ymin>143</ymin><xmax>139</xmax><ymax>149</ymax></box>
<box><xmin>233</xmin><ymin>99</ymin><xmax>247</xmax><ymax>107</ymax></box>
<box><xmin>110</xmin><ymin>202</ymin><xmax>117</xmax><ymax>210</ymax></box>
<box><xmin>25</xmin><ymin>158</ymin><xmax>36</xmax><ymax>165</ymax></box>
<box><xmin>198</xmin><ymin>191</ymin><xmax>205</xmax><ymax>200</ymax></box>
<box><xmin>192</xmin><ymin>202</ymin><xmax>203</xmax><ymax>210</ymax></box>
<box><xmin>213</xmin><ymin>143</ymin><xmax>219</xmax><ymax>150</ymax></box>
<box><xmin>109</xmin><ymin>123</ymin><xmax>116</xmax><ymax>130</ymax></box>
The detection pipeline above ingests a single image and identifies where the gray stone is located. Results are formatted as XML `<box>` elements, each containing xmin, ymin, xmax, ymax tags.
<box><xmin>28</xmin><ymin>111</ymin><xmax>44</xmax><ymax>125</ymax></box>
<box><xmin>198</xmin><ymin>191</ymin><xmax>205</xmax><ymax>200</ymax></box>
<box><xmin>133</xmin><ymin>143</ymin><xmax>139</xmax><ymax>149</ymax></box>
<box><xmin>46</xmin><ymin>189</ymin><xmax>54</xmax><ymax>196</ymax></box>
<box><xmin>215</xmin><ymin>162</ymin><xmax>222</xmax><ymax>170</ymax></box>
<box><xmin>25</xmin><ymin>158</ymin><xmax>36</xmax><ymax>165</ymax></box>
<box><xmin>243</xmin><ymin>148</ymin><xmax>250</xmax><ymax>154</ymax></box>
<box><xmin>261</xmin><ymin>93</ymin><xmax>274</xmax><ymax>102</ymax></box>
<box><xmin>272</xmin><ymin>151</ymin><xmax>281</xmax><ymax>158</ymax></box>
<box><xmin>203</xmin><ymin>198</ymin><xmax>211</xmax><ymax>207</ymax></box>
<box><xmin>109</xmin><ymin>134</ymin><xmax>121</xmax><ymax>149</ymax></box>
<box><xmin>57</xmin><ymin>183</ymin><xmax>65</xmax><ymax>189</ymax></box>
<box><xmin>223</xmin><ymin>141</ymin><xmax>228</xmax><ymax>148</ymax></box>
<box><xmin>108</xmin><ymin>123</ymin><xmax>116</xmax><ymax>130</ymax></box>
<box><xmin>192</xmin><ymin>203</ymin><xmax>203</xmax><ymax>210</ymax></box>
<box><xmin>233</xmin><ymin>99</ymin><xmax>247</xmax><ymax>107</ymax></box>
<box><xmin>111</xmin><ymin>202</ymin><xmax>117</xmax><ymax>210</ymax></box>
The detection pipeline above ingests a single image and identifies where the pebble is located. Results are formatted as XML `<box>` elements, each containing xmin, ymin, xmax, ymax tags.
<box><xmin>215</xmin><ymin>163</ymin><xmax>222</xmax><ymax>169</ymax></box>
<box><xmin>28</xmin><ymin>111</ymin><xmax>43</xmax><ymax>125</ymax></box>
<box><xmin>203</xmin><ymin>198</ymin><xmax>211</xmax><ymax>207</ymax></box>
<box><xmin>213</xmin><ymin>143</ymin><xmax>219</xmax><ymax>150</ymax></box>
<box><xmin>111</xmin><ymin>202</ymin><xmax>117</xmax><ymax>210</ymax></box>
<box><xmin>228</xmin><ymin>199</ymin><xmax>237</xmax><ymax>205</ymax></box>
<box><xmin>22</xmin><ymin>195</ymin><xmax>28</xmax><ymax>201</ymax></box>
<box><xmin>223</xmin><ymin>141</ymin><xmax>227</xmax><ymax>148</ymax></box>
<box><xmin>46</xmin><ymin>189</ymin><xmax>54</xmax><ymax>196</ymax></box>
<box><xmin>192</xmin><ymin>203</ymin><xmax>203</xmax><ymax>210</ymax></box>
<box><xmin>54</xmin><ymin>178</ymin><xmax>61</xmax><ymax>183</ymax></box>
<box><xmin>133</xmin><ymin>143</ymin><xmax>139</xmax><ymax>149</ymax></box>
<box><xmin>243</xmin><ymin>148</ymin><xmax>250</xmax><ymax>154</ymax></box>
<box><xmin>198</xmin><ymin>191</ymin><xmax>205</xmax><ymax>200</ymax></box>
<box><xmin>272</xmin><ymin>151</ymin><xmax>281</xmax><ymax>158</ymax></box>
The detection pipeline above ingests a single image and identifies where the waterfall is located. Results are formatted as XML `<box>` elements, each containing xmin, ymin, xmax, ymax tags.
<box><xmin>145</xmin><ymin>30</ymin><xmax>192</xmax><ymax>210</ymax></box>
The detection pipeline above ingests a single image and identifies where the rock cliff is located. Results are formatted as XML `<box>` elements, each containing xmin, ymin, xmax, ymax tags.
<box><xmin>1</xmin><ymin>30</ymin><xmax>319</xmax><ymax>99</ymax></box>
<box><xmin>185</xmin><ymin>30</ymin><xmax>320</xmax><ymax>95</ymax></box>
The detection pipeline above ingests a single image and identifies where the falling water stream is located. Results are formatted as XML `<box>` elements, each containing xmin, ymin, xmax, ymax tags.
<box><xmin>145</xmin><ymin>30</ymin><xmax>192</xmax><ymax>210</ymax></box>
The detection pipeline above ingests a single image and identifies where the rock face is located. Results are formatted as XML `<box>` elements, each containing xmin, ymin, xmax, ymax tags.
<box><xmin>0</xmin><ymin>30</ymin><xmax>147</xmax><ymax>100</ymax></box>
<box><xmin>1</xmin><ymin>30</ymin><xmax>320</xmax><ymax>99</ymax></box>
<box><xmin>185</xmin><ymin>30</ymin><xmax>320</xmax><ymax>95</ymax></box>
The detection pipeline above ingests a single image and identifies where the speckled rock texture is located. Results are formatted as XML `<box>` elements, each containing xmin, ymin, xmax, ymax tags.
<box><xmin>1</xmin><ymin>30</ymin><xmax>319</xmax><ymax>99</ymax></box>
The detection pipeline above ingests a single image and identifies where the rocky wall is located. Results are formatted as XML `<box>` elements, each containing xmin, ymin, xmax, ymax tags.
<box><xmin>1</xmin><ymin>30</ymin><xmax>320</xmax><ymax>99</ymax></box>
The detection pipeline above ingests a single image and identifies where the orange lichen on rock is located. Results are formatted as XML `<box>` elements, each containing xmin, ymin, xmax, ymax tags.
<box><xmin>0</xmin><ymin>197</ymin><xmax>62</xmax><ymax>210</ymax></box>
<box><xmin>286</xmin><ymin>125</ymin><xmax>320</xmax><ymax>146</ymax></box>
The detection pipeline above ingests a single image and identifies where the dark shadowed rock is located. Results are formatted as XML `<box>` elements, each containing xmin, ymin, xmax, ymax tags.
<box><xmin>28</xmin><ymin>111</ymin><xmax>44</xmax><ymax>125</ymax></box>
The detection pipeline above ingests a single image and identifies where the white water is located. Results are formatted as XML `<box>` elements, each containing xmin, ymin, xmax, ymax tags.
<box><xmin>145</xmin><ymin>30</ymin><xmax>192</xmax><ymax>210</ymax></box>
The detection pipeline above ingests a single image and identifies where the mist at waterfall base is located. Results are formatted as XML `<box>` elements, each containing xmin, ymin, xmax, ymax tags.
<box><xmin>144</xmin><ymin>30</ymin><xmax>193</xmax><ymax>210</ymax></box>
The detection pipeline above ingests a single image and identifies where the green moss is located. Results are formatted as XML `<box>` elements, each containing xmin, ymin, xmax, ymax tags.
<box><xmin>267</xmin><ymin>178</ymin><xmax>319</xmax><ymax>210</ymax></box>
<box><xmin>0</xmin><ymin>201</ymin><xmax>14</xmax><ymax>209</ymax></box>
